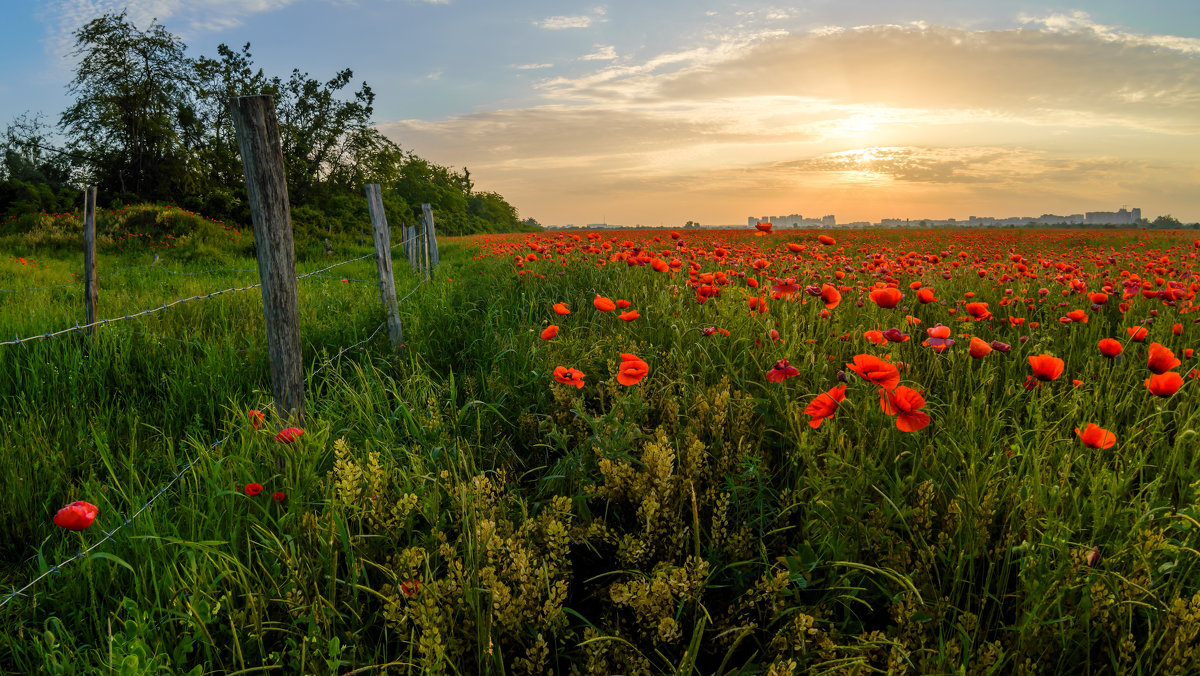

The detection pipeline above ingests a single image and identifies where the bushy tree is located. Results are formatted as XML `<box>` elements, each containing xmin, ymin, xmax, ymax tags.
<box><xmin>60</xmin><ymin>11</ymin><xmax>194</xmax><ymax>201</ymax></box>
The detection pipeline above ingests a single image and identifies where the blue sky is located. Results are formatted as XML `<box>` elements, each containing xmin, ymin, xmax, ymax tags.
<box><xmin>3</xmin><ymin>1</ymin><xmax>1198</xmax><ymax>225</ymax></box>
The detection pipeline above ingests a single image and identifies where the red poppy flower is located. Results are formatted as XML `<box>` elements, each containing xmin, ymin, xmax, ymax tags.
<box><xmin>864</xmin><ymin>329</ymin><xmax>886</xmax><ymax>346</ymax></box>
<box><xmin>553</xmin><ymin>303</ymin><xmax>571</xmax><ymax>315</ymax></box>
<box><xmin>916</xmin><ymin>288</ymin><xmax>937</xmax><ymax>304</ymax></box>
<box><xmin>248</xmin><ymin>409</ymin><xmax>265</xmax><ymax>430</ymax></box>
<box><xmin>964</xmin><ymin>302</ymin><xmax>992</xmax><ymax>320</ymax></box>
<box><xmin>869</xmin><ymin>288</ymin><xmax>903</xmax><ymax>309</ymax></box>
<box><xmin>1147</xmin><ymin>342</ymin><xmax>1181</xmax><ymax>374</ymax></box>
<box><xmin>1145</xmin><ymin>371</ymin><xmax>1183</xmax><ymax>397</ymax></box>
<box><xmin>272</xmin><ymin>491</ymin><xmax>287</xmax><ymax>504</ymax></box>
<box><xmin>766</xmin><ymin>359</ymin><xmax>800</xmax><ymax>383</ymax></box>
<box><xmin>617</xmin><ymin>310</ymin><xmax>640</xmax><ymax>322</ymax></box>
<box><xmin>401</xmin><ymin>579</ymin><xmax>421</xmax><ymax>597</ymax></box>
<box><xmin>1172</xmin><ymin>322</ymin><xmax>1183</xmax><ymax>336</ymax></box>
<box><xmin>53</xmin><ymin>500</ymin><xmax>98</xmax><ymax>531</ymax></box>
<box><xmin>1075</xmin><ymin>423</ymin><xmax>1116</xmax><ymax>449</ymax></box>
<box><xmin>553</xmin><ymin>366</ymin><xmax>585</xmax><ymax>388</ymax></box>
<box><xmin>846</xmin><ymin>354</ymin><xmax>900</xmax><ymax>391</ymax></box>
<box><xmin>804</xmin><ymin>385</ymin><xmax>846</xmax><ymax>428</ymax></box>
<box><xmin>968</xmin><ymin>337</ymin><xmax>992</xmax><ymax>359</ymax></box>
<box><xmin>820</xmin><ymin>284</ymin><xmax>841</xmax><ymax>309</ymax></box>
<box><xmin>1028</xmin><ymin>355</ymin><xmax>1064</xmax><ymax>382</ymax></box>
<box><xmin>540</xmin><ymin>325</ymin><xmax>558</xmax><ymax>340</ymax></box>
<box><xmin>881</xmin><ymin>386</ymin><xmax>931</xmax><ymax>432</ymax></box>
<box><xmin>617</xmin><ymin>353</ymin><xmax>649</xmax><ymax>385</ymax></box>
<box><xmin>615</xmin><ymin>299</ymin><xmax>631</xmax><ymax>309</ymax></box>
<box><xmin>275</xmin><ymin>427</ymin><xmax>303</xmax><ymax>443</ymax></box>
<box><xmin>1127</xmin><ymin>326</ymin><xmax>1148</xmax><ymax>342</ymax></box>
<box><xmin>244</xmin><ymin>482</ymin><xmax>263</xmax><ymax>497</ymax></box>
<box><xmin>1097</xmin><ymin>338</ymin><xmax>1123</xmax><ymax>358</ymax></box>
<box><xmin>818</xmin><ymin>234</ymin><xmax>835</xmax><ymax>246</ymax></box>
<box><xmin>593</xmin><ymin>295</ymin><xmax>616</xmax><ymax>311</ymax></box>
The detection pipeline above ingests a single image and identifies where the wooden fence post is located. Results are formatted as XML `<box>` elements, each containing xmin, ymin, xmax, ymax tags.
<box><xmin>230</xmin><ymin>95</ymin><xmax>306</xmax><ymax>425</ymax></box>
<box><xmin>407</xmin><ymin>225</ymin><xmax>417</xmax><ymax>273</ymax></box>
<box><xmin>83</xmin><ymin>186</ymin><xmax>98</xmax><ymax>338</ymax></box>
<box><xmin>421</xmin><ymin>203</ymin><xmax>436</xmax><ymax>279</ymax></box>
<box><xmin>365</xmin><ymin>184</ymin><xmax>404</xmax><ymax>355</ymax></box>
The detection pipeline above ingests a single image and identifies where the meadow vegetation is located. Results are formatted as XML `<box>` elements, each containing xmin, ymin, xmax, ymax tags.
<box><xmin>1</xmin><ymin>219</ymin><xmax>1199</xmax><ymax>674</ymax></box>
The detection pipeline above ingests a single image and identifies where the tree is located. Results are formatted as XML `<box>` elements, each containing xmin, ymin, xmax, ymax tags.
<box><xmin>1150</xmin><ymin>215</ymin><xmax>1183</xmax><ymax>229</ymax></box>
<box><xmin>60</xmin><ymin>11</ymin><xmax>194</xmax><ymax>201</ymax></box>
<box><xmin>272</xmin><ymin>68</ymin><xmax>394</xmax><ymax>201</ymax></box>
<box><xmin>187</xmin><ymin>43</ymin><xmax>272</xmax><ymax>206</ymax></box>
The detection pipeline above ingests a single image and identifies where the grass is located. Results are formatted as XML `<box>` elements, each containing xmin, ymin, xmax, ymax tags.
<box><xmin>1</xmin><ymin>221</ymin><xmax>1199</xmax><ymax>674</ymax></box>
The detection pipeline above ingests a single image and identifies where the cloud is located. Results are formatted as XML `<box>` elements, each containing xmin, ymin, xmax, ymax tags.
<box><xmin>513</xmin><ymin>63</ymin><xmax>554</xmax><ymax>70</ymax></box>
<box><xmin>1019</xmin><ymin>10</ymin><xmax>1200</xmax><ymax>53</ymax></box>
<box><xmin>579</xmin><ymin>45</ymin><xmax>617</xmax><ymax>61</ymax></box>
<box><xmin>43</xmin><ymin>0</ymin><xmax>301</xmax><ymax>59</ymax></box>
<box><xmin>377</xmin><ymin>17</ymin><xmax>1200</xmax><ymax>224</ymax></box>
<box><xmin>605</xmin><ymin>24</ymin><xmax>1200</xmax><ymax>134</ymax></box>
<box><xmin>769</xmin><ymin>146</ymin><xmax>1141</xmax><ymax>186</ymax></box>
<box><xmin>535</xmin><ymin>15</ymin><xmax>594</xmax><ymax>30</ymax></box>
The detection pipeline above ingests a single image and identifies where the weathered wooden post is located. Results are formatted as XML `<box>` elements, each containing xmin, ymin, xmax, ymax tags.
<box><xmin>422</xmin><ymin>203</ymin><xmax>440</xmax><ymax>268</ymax></box>
<box><xmin>82</xmin><ymin>185</ymin><xmax>98</xmax><ymax>338</ymax></box>
<box><xmin>365</xmin><ymin>184</ymin><xmax>404</xmax><ymax>355</ymax></box>
<box><xmin>230</xmin><ymin>95</ymin><xmax>305</xmax><ymax>425</ymax></box>
<box><xmin>406</xmin><ymin>225</ymin><xmax>417</xmax><ymax>273</ymax></box>
<box><xmin>421</xmin><ymin>203</ymin><xmax>435</xmax><ymax>280</ymax></box>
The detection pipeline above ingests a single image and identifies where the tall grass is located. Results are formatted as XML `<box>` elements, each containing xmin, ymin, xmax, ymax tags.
<box><xmin>1</xmin><ymin>226</ymin><xmax>1198</xmax><ymax>674</ymax></box>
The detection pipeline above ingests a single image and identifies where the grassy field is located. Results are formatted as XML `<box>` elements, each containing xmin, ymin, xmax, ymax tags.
<box><xmin>2</xmin><ymin>214</ymin><xmax>1199</xmax><ymax>674</ymax></box>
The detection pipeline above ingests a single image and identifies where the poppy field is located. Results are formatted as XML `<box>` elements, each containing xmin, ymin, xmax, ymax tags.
<box><xmin>3</xmin><ymin>222</ymin><xmax>1200</xmax><ymax>674</ymax></box>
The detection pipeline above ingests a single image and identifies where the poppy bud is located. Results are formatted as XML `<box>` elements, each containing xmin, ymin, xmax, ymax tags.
<box><xmin>836</xmin><ymin>370</ymin><xmax>848</xmax><ymax>383</ymax></box>
<box><xmin>990</xmin><ymin>340</ymin><xmax>1011</xmax><ymax>353</ymax></box>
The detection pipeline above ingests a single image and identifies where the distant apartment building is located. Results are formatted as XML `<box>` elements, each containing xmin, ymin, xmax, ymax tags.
<box><xmin>748</xmin><ymin>213</ymin><xmax>836</xmax><ymax>228</ymax></box>
<box><xmin>1084</xmin><ymin>208</ymin><xmax>1140</xmax><ymax>225</ymax></box>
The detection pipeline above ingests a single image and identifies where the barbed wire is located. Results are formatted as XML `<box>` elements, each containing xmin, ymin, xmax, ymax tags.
<box><xmin>0</xmin><ymin>403</ymin><xmax>262</xmax><ymax>610</ymax></box>
<box><xmin>0</xmin><ymin>281</ymin><xmax>264</xmax><ymax>348</ymax></box>
<box><xmin>0</xmin><ymin>277</ymin><xmax>426</xmax><ymax>611</ymax></box>
<box><xmin>0</xmin><ymin>249</ymin><xmax>389</xmax><ymax>348</ymax></box>
<box><xmin>309</xmin><ymin>321</ymin><xmax>388</xmax><ymax>380</ymax></box>
<box><xmin>300</xmin><ymin>274</ymin><xmax>377</xmax><ymax>284</ymax></box>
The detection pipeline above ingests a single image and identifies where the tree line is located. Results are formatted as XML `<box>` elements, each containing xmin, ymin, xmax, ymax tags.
<box><xmin>0</xmin><ymin>11</ymin><xmax>537</xmax><ymax>238</ymax></box>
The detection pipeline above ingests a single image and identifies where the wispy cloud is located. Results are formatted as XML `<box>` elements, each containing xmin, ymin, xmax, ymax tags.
<box><xmin>513</xmin><ymin>63</ymin><xmax>554</xmax><ymax>70</ymax></box>
<box><xmin>1019</xmin><ymin>10</ymin><xmax>1200</xmax><ymax>54</ymax></box>
<box><xmin>535</xmin><ymin>15</ymin><xmax>594</xmax><ymax>30</ymax></box>
<box><xmin>579</xmin><ymin>45</ymin><xmax>617</xmax><ymax>61</ymax></box>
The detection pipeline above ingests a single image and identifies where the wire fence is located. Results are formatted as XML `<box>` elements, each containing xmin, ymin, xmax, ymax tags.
<box><xmin>0</xmin><ymin>276</ymin><xmax>424</xmax><ymax>611</ymax></box>
<box><xmin>0</xmin><ymin>249</ymin><xmax>389</xmax><ymax>349</ymax></box>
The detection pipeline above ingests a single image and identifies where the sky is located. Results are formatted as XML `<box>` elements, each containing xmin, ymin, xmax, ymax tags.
<box><xmin>2</xmin><ymin>1</ymin><xmax>1198</xmax><ymax>226</ymax></box>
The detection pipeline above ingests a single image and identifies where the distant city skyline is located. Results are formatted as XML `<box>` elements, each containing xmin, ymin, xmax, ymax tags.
<box><xmin>547</xmin><ymin>206</ymin><xmax>1168</xmax><ymax>229</ymax></box>
<box><xmin>1</xmin><ymin>2</ymin><xmax>1197</xmax><ymax>225</ymax></box>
